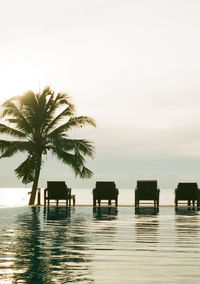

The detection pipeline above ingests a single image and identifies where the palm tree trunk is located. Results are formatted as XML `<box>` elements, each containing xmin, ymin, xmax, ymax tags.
<box><xmin>29</xmin><ymin>154</ymin><xmax>42</xmax><ymax>205</ymax></box>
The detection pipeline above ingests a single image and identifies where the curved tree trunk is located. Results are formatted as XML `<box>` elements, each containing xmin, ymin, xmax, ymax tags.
<box><xmin>29</xmin><ymin>154</ymin><xmax>42</xmax><ymax>206</ymax></box>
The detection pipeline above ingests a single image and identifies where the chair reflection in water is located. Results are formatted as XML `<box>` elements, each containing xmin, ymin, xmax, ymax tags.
<box><xmin>93</xmin><ymin>206</ymin><xmax>118</xmax><ymax>220</ymax></box>
<box><xmin>135</xmin><ymin>180</ymin><xmax>160</xmax><ymax>208</ymax></box>
<box><xmin>44</xmin><ymin>181</ymin><xmax>75</xmax><ymax>206</ymax></box>
<box><xmin>174</xmin><ymin>182</ymin><xmax>200</xmax><ymax>208</ymax></box>
<box><xmin>93</xmin><ymin>181</ymin><xmax>119</xmax><ymax>206</ymax></box>
<box><xmin>44</xmin><ymin>206</ymin><xmax>72</xmax><ymax>220</ymax></box>
<box><xmin>135</xmin><ymin>207</ymin><xmax>159</xmax><ymax>215</ymax></box>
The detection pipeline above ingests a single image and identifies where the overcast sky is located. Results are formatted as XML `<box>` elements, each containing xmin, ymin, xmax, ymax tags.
<box><xmin>0</xmin><ymin>0</ymin><xmax>200</xmax><ymax>189</ymax></box>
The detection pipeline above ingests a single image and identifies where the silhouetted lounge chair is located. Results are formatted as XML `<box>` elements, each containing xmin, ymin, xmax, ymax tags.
<box><xmin>174</xmin><ymin>182</ymin><xmax>200</xmax><ymax>207</ymax></box>
<box><xmin>44</xmin><ymin>181</ymin><xmax>75</xmax><ymax>206</ymax></box>
<box><xmin>135</xmin><ymin>180</ymin><xmax>160</xmax><ymax>207</ymax></box>
<box><xmin>93</xmin><ymin>181</ymin><xmax>119</xmax><ymax>206</ymax></box>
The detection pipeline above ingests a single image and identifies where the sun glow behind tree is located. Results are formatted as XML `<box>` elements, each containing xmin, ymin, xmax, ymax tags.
<box><xmin>0</xmin><ymin>87</ymin><xmax>96</xmax><ymax>205</ymax></box>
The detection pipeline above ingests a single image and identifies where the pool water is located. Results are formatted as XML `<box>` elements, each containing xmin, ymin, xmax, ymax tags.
<box><xmin>0</xmin><ymin>206</ymin><xmax>200</xmax><ymax>283</ymax></box>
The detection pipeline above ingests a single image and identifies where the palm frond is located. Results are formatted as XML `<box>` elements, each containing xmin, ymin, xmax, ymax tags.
<box><xmin>19</xmin><ymin>90</ymin><xmax>36</xmax><ymax>106</ymax></box>
<box><xmin>1</xmin><ymin>101</ymin><xmax>32</xmax><ymax>133</ymax></box>
<box><xmin>0</xmin><ymin>140</ymin><xmax>33</xmax><ymax>158</ymax></box>
<box><xmin>64</xmin><ymin>138</ymin><xmax>94</xmax><ymax>157</ymax></box>
<box><xmin>0</xmin><ymin>123</ymin><xmax>26</xmax><ymax>138</ymax></box>
<box><xmin>51</xmin><ymin>147</ymin><xmax>93</xmax><ymax>178</ymax></box>
<box><xmin>48</xmin><ymin>116</ymin><xmax>96</xmax><ymax>137</ymax></box>
<box><xmin>44</xmin><ymin>90</ymin><xmax>71</xmax><ymax>115</ymax></box>
<box><xmin>53</xmin><ymin>91</ymin><xmax>71</xmax><ymax>106</ymax></box>
<box><xmin>79</xmin><ymin>166</ymin><xmax>93</xmax><ymax>179</ymax></box>
<box><xmin>51</xmin><ymin>147</ymin><xmax>83</xmax><ymax>176</ymax></box>
<box><xmin>71</xmin><ymin>139</ymin><xmax>95</xmax><ymax>157</ymax></box>
<box><xmin>51</xmin><ymin>147</ymin><xmax>76</xmax><ymax>165</ymax></box>
<box><xmin>44</xmin><ymin>104</ymin><xmax>75</xmax><ymax>134</ymax></box>
<box><xmin>51</xmin><ymin>147</ymin><xmax>81</xmax><ymax>175</ymax></box>
<box><xmin>15</xmin><ymin>155</ymin><xmax>36</xmax><ymax>184</ymax></box>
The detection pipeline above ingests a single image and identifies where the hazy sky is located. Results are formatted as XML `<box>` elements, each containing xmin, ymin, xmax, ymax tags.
<box><xmin>0</xmin><ymin>0</ymin><xmax>200</xmax><ymax>189</ymax></box>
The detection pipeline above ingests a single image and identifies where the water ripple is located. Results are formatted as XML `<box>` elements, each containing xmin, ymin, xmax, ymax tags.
<box><xmin>0</xmin><ymin>207</ymin><xmax>200</xmax><ymax>283</ymax></box>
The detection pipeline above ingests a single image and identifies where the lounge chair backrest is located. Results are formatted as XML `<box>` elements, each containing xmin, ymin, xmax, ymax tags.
<box><xmin>137</xmin><ymin>180</ymin><xmax>157</xmax><ymax>191</ymax></box>
<box><xmin>47</xmin><ymin>181</ymin><xmax>68</xmax><ymax>199</ymax></box>
<box><xmin>96</xmin><ymin>181</ymin><xmax>116</xmax><ymax>191</ymax></box>
<box><xmin>94</xmin><ymin>181</ymin><xmax>117</xmax><ymax>199</ymax></box>
<box><xmin>177</xmin><ymin>183</ymin><xmax>198</xmax><ymax>194</ymax></box>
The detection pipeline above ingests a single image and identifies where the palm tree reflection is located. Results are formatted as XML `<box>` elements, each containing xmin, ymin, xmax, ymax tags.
<box><xmin>11</xmin><ymin>207</ymin><xmax>94</xmax><ymax>283</ymax></box>
<box><xmin>13</xmin><ymin>207</ymin><xmax>48</xmax><ymax>283</ymax></box>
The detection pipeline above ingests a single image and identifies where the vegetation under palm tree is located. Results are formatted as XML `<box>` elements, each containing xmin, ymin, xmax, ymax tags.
<box><xmin>0</xmin><ymin>87</ymin><xmax>96</xmax><ymax>205</ymax></box>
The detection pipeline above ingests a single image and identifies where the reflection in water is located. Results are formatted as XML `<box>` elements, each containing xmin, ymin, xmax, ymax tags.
<box><xmin>135</xmin><ymin>213</ymin><xmax>159</xmax><ymax>245</ymax></box>
<box><xmin>135</xmin><ymin>208</ymin><xmax>159</xmax><ymax>246</ymax></box>
<box><xmin>175</xmin><ymin>208</ymin><xmax>200</xmax><ymax>242</ymax></box>
<box><xmin>13</xmin><ymin>207</ymin><xmax>46</xmax><ymax>283</ymax></box>
<box><xmin>135</xmin><ymin>207</ymin><xmax>159</xmax><ymax>215</ymax></box>
<box><xmin>0</xmin><ymin>207</ymin><xmax>94</xmax><ymax>283</ymax></box>
<box><xmin>93</xmin><ymin>206</ymin><xmax>118</xmax><ymax>220</ymax></box>
<box><xmin>174</xmin><ymin>208</ymin><xmax>200</xmax><ymax>280</ymax></box>
<box><xmin>175</xmin><ymin>207</ymin><xmax>199</xmax><ymax>216</ymax></box>
<box><xmin>92</xmin><ymin>206</ymin><xmax>118</xmax><ymax>245</ymax></box>
<box><xmin>44</xmin><ymin>205</ymin><xmax>72</xmax><ymax>220</ymax></box>
<box><xmin>2</xmin><ymin>207</ymin><xmax>200</xmax><ymax>282</ymax></box>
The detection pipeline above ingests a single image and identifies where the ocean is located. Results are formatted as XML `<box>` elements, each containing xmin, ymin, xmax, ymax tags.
<box><xmin>0</xmin><ymin>188</ymin><xmax>174</xmax><ymax>207</ymax></box>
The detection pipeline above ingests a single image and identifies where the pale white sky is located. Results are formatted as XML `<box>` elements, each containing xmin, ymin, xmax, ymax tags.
<box><xmin>0</xmin><ymin>0</ymin><xmax>200</xmax><ymax>189</ymax></box>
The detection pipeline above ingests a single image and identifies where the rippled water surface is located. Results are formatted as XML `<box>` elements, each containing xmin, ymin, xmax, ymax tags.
<box><xmin>1</xmin><ymin>206</ymin><xmax>200</xmax><ymax>283</ymax></box>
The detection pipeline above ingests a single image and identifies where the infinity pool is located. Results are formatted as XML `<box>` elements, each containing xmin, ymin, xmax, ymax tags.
<box><xmin>0</xmin><ymin>206</ymin><xmax>200</xmax><ymax>283</ymax></box>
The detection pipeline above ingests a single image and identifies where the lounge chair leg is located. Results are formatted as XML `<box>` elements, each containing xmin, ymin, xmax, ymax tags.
<box><xmin>93</xmin><ymin>197</ymin><xmax>96</xmax><ymax>206</ymax></box>
<box><xmin>188</xmin><ymin>200</ymin><xmax>191</xmax><ymax>206</ymax></box>
<box><xmin>108</xmin><ymin>199</ymin><xmax>111</xmax><ymax>205</ymax></box>
<box><xmin>73</xmin><ymin>196</ymin><xmax>75</xmax><ymax>206</ymax></box>
<box><xmin>98</xmin><ymin>199</ymin><xmax>101</xmax><ymax>206</ymax></box>
<box><xmin>115</xmin><ymin>198</ymin><xmax>118</xmax><ymax>206</ymax></box>
<box><xmin>56</xmin><ymin>200</ymin><xmax>58</xmax><ymax>206</ymax></box>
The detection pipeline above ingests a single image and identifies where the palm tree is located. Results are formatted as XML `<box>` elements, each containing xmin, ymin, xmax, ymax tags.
<box><xmin>0</xmin><ymin>87</ymin><xmax>96</xmax><ymax>205</ymax></box>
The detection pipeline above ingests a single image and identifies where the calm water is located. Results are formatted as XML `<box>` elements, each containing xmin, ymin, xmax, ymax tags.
<box><xmin>0</xmin><ymin>188</ymin><xmax>174</xmax><ymax>207</ymax></box>
<box><xmin>0</xmin><ymin>206</ymin><xmax>200</xmax><ymax>283</ymax></box>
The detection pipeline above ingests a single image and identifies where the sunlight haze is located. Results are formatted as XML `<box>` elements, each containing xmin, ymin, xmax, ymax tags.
<box><xmin>0</xmin><ymin>0</ymin><xmax>200</xmax><ymax>189</ymax></box>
